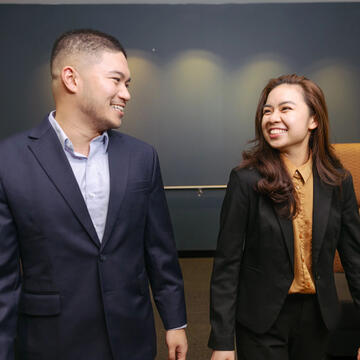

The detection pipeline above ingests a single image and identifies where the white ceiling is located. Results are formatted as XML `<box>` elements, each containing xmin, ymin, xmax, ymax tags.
<box><xmin>1</xmin><ymin>0</ymin><xmax>359</xmax><ymax>4</ymax></box>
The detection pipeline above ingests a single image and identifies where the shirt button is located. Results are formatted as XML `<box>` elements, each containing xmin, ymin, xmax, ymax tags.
<box><xmin>99</xmin><ymin>254</ymin><xmax>107</xmax><ymax>262</ymax></box>
<box><xmin>89</xmin><ymin>193</ymin><xmax>96</xmax><ymax>198</ymax></box>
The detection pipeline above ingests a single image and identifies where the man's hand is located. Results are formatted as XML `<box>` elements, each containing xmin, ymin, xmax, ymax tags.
<box><xmin>357</xmin><ymin>347</ymin><xmax>360</xmax><ymax>360</ymax></box>
<box><xmin>211</xmin><ymin>350</ymin><xmax>235</xmax><ymax>360</ymax></box>
<box><xmin>165</xmin><ymin>329</ymin><xmax>188</xmax><ymax>360</ymax></box>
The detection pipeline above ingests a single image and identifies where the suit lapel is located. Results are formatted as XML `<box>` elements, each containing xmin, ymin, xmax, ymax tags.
<box><xmin>275</xmin><ymin>171</ymin><xmax>334</xmax><ymax>270</ymax></box>
<box><xmin>312</xmin><ymin>172</ymin><xmax>333</xmax><ymax>266</ymax></box>
<box><xmin>28</xmin><ymin>118</ymin><xmax>100</xmax><ymax>247</ymax></box>
<box><xmin>276</xmin><ymin>211</ymin><xmax>294</xmax><ymax>270</ymax></box>
<box><xmin>101</xmin><ymin>130</ymin><xmax>130</xmax><ymax>249</ymax></box>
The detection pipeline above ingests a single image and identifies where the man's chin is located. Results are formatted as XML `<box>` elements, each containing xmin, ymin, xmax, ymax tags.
<box><xmin>111</xmin><ymin>118</ymin><xmax>122</xmax><ymax>130</ymax></box>
<box><xmin>111</xmin><ymin>115</ymin><xmax>123</xmax><ymax>128</ymax></box>
<box><xmin>99</xmin><ymin>118</ymin><xmax>123</xmax><ymax>132</ymax></box>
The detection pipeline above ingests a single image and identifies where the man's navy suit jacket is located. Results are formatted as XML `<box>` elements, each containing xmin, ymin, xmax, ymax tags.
<box><xmin>0</xmin><ymin>117</ymin><xmax>187</xmax><ymax>360</ymax></box>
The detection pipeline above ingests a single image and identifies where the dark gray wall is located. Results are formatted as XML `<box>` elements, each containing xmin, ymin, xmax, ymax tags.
<box><xmin>1</xmin><ymin>3</ymin><xmax>360</xmax><ymax>249</ymax></box>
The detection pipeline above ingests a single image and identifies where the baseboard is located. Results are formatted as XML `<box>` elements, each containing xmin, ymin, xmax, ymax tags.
<box><xmin>178</xmin><ymin>250</ymin><xmax>215</xmax><ymax>258</ymax></box>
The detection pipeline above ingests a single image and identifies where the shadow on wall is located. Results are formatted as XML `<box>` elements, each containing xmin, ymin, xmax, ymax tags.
<box><xmin>306</xmin><ymin>60</ymin><xmax>360</xmax><ymax>143</ymax></box>
<box><xmin>25</xmin><ymin>62</ymin><xmax>54</xmax><ymax>127</ymax></box>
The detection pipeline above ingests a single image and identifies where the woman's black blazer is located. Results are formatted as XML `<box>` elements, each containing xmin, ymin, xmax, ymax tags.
<box><xmin>209</xmin><ymin>167</ymin><xmax>360</xmax><ymax>350</ymax></box>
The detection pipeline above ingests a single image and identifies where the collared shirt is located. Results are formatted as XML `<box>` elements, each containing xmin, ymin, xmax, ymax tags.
<box><xmin>48</xmin><ymin>111</ymin><xmax>110</xmax><ymax>242</ymax></box>
<box><xmin>282</xmin><ymin>154</ymin><xmax>316</xmax><ymax>294</ymax></box>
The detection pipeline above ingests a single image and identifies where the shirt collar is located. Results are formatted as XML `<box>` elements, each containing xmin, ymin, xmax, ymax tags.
<box><xmin>48</xmin><ymin>111</ymin><xmax>109</xmax><ymax>155</ymax></box>
<box><xmin>282</xmin><ymin>152</ymin><xmax>313</xmax><ymax>184</ymax></box>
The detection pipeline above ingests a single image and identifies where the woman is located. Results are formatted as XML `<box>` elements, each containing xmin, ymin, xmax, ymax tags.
<box><xmin>208</xmin><ymin>74</ymin><xmax>360</xmax><ymax>360</ymax></box>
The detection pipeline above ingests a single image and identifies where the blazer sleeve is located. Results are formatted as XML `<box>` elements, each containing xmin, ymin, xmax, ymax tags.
<box><xmin>143</xmin><ymin>148</ymin><xmax>187</xmax><ymax>330</ymax></box>
<box><xmin>337</xmin><ymin>173</ymin><xmax>360</xmax><ymax>308</ymax></box>
<box><xmin>208</xmin><ymin>169</ymin><xmax>251</xmax><ymax>350</ymax></box>
<box><xmin>0</xmin><ymin>178</ymin><xmax>21</xmax><ymax>360</ymax></box>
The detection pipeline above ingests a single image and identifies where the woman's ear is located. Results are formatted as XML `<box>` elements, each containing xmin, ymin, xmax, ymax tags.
<box><xmin>309</xmin><ymin>116</ymin><xmax>318</xmax><ymax>130</ymax></box>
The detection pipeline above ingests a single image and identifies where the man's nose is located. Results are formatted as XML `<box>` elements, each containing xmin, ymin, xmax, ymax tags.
<box><xmin>119</xmin><ymin>85</ymin><xmax>131</xmax><ymax>102</ymax></box>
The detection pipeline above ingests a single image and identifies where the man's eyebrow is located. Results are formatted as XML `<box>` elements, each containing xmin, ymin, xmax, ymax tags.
<box><xmin>108</xmin><ymin>71</ymin><xmax>131</xmax><ymax>82</ymax></box>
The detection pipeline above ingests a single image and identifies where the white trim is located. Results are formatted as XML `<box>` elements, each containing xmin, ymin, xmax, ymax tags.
<box><xmin>1</xmin><ymin>0</ymin><xmax>360</xmax><ymax>4</ymax></box>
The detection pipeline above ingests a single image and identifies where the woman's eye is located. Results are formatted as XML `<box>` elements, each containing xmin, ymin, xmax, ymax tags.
<box><xmin>112</xmin><ymin>78</ymin><xmax>120</xmax><ymax>83</ymax></box>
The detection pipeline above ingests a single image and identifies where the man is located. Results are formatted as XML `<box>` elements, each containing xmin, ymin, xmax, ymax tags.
<box><xmin>0</xmin><ymin>29</ymin><xmax>187</xmax><ymax>360</ymax></box>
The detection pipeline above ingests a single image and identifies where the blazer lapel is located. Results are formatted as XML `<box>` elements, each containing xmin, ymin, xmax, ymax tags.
<box><xmin>276</xmin><ymin>212</ymin><xmax>294</xmax><ymax>271</ymax></box>
<box><xmin>312</xmin><ymin>172</ymin><xmax>333</xmax><ymax>266</ymax></box>
<box><xmin>28</xmin><ymin>118</ymin><xmax>100</xmax><ymax>247</ymax></box>
<box><xmin>101</xmin><ymin>130</ymin><xmax>130</xmax><ymax>249</ymax></box>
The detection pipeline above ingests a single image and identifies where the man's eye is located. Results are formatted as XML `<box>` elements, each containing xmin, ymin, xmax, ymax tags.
<box><xmin>125</xmin><ymin>83</ymin><xmax>130</xmax><ymax>88</ymax></box>
<box><xmin>112</xmin><ymin>78</ymin><xmax>120</xmax><ymax>82</ymax></box>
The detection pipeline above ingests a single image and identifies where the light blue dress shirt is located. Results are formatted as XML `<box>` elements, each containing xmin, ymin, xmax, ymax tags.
<box><xmin>48</xmin><ymin>111</ymin><xmax>109</xmax><ymax>242</ymax></box>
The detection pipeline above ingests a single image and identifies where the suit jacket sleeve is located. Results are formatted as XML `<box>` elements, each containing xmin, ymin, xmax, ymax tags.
<box><xmin>0</xmin><ymin>178</ymin><xmax>21</xmax><ymax>360</ymax></box>
<box><xmin>144</xmin><ymin>148</ymin><xmax>187</xmax><ymax>330</ymax></box>
<box><xmin>208</xmin><ymin>169</ymin><xmax>250</xmax><ymax>350</ymax></box>
<box><xmin>337</xmin><ymin>173</ymin><xmax>360</xmax><ymax>307</ymax></box>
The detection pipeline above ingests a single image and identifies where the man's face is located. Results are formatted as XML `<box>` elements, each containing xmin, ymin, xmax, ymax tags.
<box><xmin>78</xmin><ymin>51</ymin><xmax>131</xmax><ymax>132</ymax></box>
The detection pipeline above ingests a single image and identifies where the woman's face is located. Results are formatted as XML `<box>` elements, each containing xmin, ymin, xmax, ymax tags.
<box><xmin>261</xmin><ymin>84</ymin><xmax>318</xmax><ymax>157</ymax></box>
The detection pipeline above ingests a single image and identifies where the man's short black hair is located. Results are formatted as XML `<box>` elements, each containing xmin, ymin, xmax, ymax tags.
<box><xmin>50</xmin><ymin>29</ymin><xmax>127</xmax><ymax>78</ymax></box>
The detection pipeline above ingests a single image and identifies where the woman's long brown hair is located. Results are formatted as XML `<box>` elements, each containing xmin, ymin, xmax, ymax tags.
<box><xmin>241</xmin><ymin>74</ymin><xmax>345</xmax><ymax>218</ymax></box>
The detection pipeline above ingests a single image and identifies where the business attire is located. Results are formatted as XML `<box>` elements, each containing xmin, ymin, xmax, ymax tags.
<box><xmin>209</xmin><ymin>161</ymin><xmax>360</xmax><ymax>359</ymax></box>
<box><xmin>0</xmin><ymin>115</ymin><xmax>186</xmax><ymax>360</ymax></box>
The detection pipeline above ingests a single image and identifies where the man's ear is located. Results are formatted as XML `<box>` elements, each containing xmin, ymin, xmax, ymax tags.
<box><xmin>61</xmin><ymin>66</ymin><xmax>79</xmax><ymax>93</ymax></box>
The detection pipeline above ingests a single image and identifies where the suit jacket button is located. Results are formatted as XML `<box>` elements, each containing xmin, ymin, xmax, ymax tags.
<box><xmin>99</xmin><ymin>254</ymin><xmax>107</xmax><ymax>262</ymax></box>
